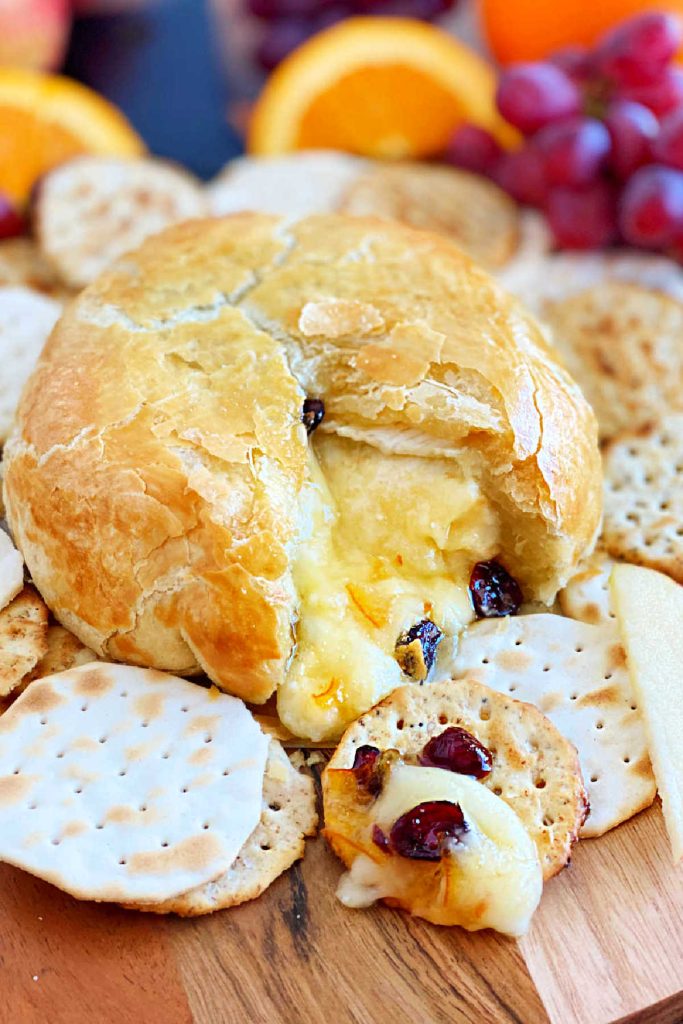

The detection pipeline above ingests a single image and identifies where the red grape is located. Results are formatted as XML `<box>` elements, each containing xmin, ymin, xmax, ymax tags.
<box><xmin>444</xmin><ymin>124</ymin><xmax>503</xmax><ymax>176</ymax></box>
<box><xmin>494</xmin><ymin>147</ymin><xmax>547</xmax><ymax>206</ymax></box>
<box><xmin>356</xmin><ymin>0</ymin><xmax>454</xmax><ymax>14</ymax></box>
<box><xmin>312</xmin><ymin>2</ymin><xmax>350</xmax><ymax>28</ymax></box>
<box><xmin>546</xmin><ymin>181</ymin><xmax>617</xmax><ymax>249</ymax></box>
<box><xmin>652</xmin><ymin>108</ymin><xmax>683</xmax><ymax>171</ymax></box>
<box><xmin>534</xmin><ymin>117</ymin><xmax>611</xmax><ymax>187</ymax></box>
<box><xmin>605</xmin><ymin>99</ymin><xmax>659</xmax><ymax>179</ymax></box>
<box><xmin>594</xmin><ymin>12</ymin><xmax>682</xmax><ymax>88</ymax></box>
<box><xmin>255</xmin><ymin>16</ymin><xmax>311</xmax><ymax>70</ymax></box>
<box><xmin>622</xmin><ymin>66</ymin><xmax>683</xmax><ymax>117</ymax></box>
<box><xmin>619</xmin><ymin>164</ymin><xmax>683</xmax><ymax>247</ymax></box>
<box><xmin>496</xmin><ymin>63</ymin><xmax>581</xmax><ymax>136</ymax></box>
<box><xmin>0</xmin><ymin>195</ymin><xmax>25</xmax><ymax>240</ymax></box>
<box><xmin>248</xmin><ymin>0</ymin><xmax>320</xmax><ymax>17</ymax></box>
<box><xmin>548</xmin><ymin>46</ymin><xmax>592</xmax><ymax>83</ymax></box>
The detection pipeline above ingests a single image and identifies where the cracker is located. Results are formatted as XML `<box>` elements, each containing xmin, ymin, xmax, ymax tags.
<box><xmin>453</xmin><ymin>614</ymin><xmax>656</xmax><ymax>837</ymax></box>
<box><xmin>207</xmin><ymin>151</ymin><xmax>366</xmax><ymax>218</ymax></box>
<box><xmin>36</xmin><ymin>156</ymin><xmax>208</xmax><ymax>288</ymax></box>
<box><xmin>0</xmin><ymin>528</ymin><xmax>23</xmax><ymax>611</ymax></box>
<box><xmin>133</xmin><ymin>739</ymin><xmax>318</xmax><ymax>915</ymax></box>
<box><xmin>512</xmin><ymin>249</ymin><xmax>683</xmax><ymax>313</ymax></box>
<box><xmin>338</xmin><ymin>162</ymin><xmax>520</xmax><ymax>270</ymax></box>
<box><xmin>0</xmin><ymin>238</ymin><xmax>73</xmax><ymax>300</ymax></box>
<box><xmin>603</xmin><ymin>415</ymin><xmax>683</xmax><ymax>584</ymax></box>
<box><xmin>27</xmin><ymin>624</ymin><xmax>97</xmax><ymax>681</ymax></box>
<box><xmin>541</xmin><ymin>283</ymin><xmax>683</xmax><ymax>440</ymax></box>
<box><xmin>0</xmin><ymin>585</ymin><xmax>48</xmax><ymax>696</ymax></box>
<box><xmin>0</xmin><ymin>285</ymin><xmax>62</xmax><ymax>443</ymax></box>
<box><xmin>0</xmin><ymin>662</ymin><xmax>269</xmax><ymax>903</ymax></box>
<box><xmin>558</xmin><ymin>549</ymin><xmax>617</xmax><ymax>625</ymax></box>
<box><xmin>327</xmin><ymin>678</ymin><xmax>587</xmax><ymax>879</ymax></box>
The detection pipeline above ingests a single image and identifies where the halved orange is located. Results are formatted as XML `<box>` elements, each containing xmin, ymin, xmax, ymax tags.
<box><xmin>248</xmin><ymin>17</ymin><xmax>513</xmax><ymax>159</ymax></box>
<box><xmin>0</xmin><ymin>68</ymin><xmax>145</xmax><ymax>205</ymax></box>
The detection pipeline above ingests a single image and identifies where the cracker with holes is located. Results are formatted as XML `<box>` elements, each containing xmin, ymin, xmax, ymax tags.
<box><xmin>453</xmin><ymin>614</ymin><xmax>655</xmax><ymax>837</ymax></box>
<box><xmin>602</xmin><ymin>415</ymin><xmax>683</xmax><ymax>584</ymax></box>
<box><xmin>559</xmin><ymin>550</ymin><xmax>617</xmax><ymax>625</ymax></box>
<box><xmin>541</xmin><ymin>283</ymin><xmax>683</xmax><ymax>440</ymax></box>
<box><xmin>0</xmin><ymin>662</ymin><xmax>270</xmax><ymax>904</ymax></box>
<box><xmin>27</xmin><ymin>625</ymin><xmax>98</xmax><ymax>681</ymax></box>
<box><xmin>35</xmin><ymin>156</ymin><xmax>208</xmax><ymax>288</ymax></box>
<box><xmin>0</xmin><ymin>586</ymin><xmax>48</xmax><ymax>697</ymax></box>
<box><xmin>0</xmin><ymin>285</ymin><xmax>62</xmax><ymax>443</ymax></box>
<box><xmin>0</xmin><ymin>528</ymin><xmax>24</xmax><ymax>612</ymax></box>
<box><xmin>326</xmin><ymin>678</ymin><xmax>587</xmax><ymax>881</ymax></box>
<box><xmin>323</xmin><ymin>679</ymin><xmax>586</xmax><ymax>936</ymax></box>
<box><xmin>130</xmin><ymin>739</ymin><xmax>318</xmax><ymax>915</ymax></box>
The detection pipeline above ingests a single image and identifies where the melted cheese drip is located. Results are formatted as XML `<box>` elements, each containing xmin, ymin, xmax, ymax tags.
<box><xmin>277</xmin><ymin>436</ymin><xmax>500</xmax><ymax>740</ymax></box>
<box><xmin>337</xmin><ymin>765</ymin><xmax>543</xmax><ymax>936</ymax></box>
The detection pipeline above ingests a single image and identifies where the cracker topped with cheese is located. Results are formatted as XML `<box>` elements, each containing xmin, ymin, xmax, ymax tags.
<box><xmin>323</xmin><ymin>678</ymin><xmax>588</xmax><ymax>936</ymax></box>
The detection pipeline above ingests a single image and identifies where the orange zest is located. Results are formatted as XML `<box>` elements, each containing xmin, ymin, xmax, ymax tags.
<box><xmin>248</xmin><ymin>17</ymin><xmax>514</xmax><ymax>159</ymax></box>
<box><xmin>0</xmin><ymin>68</ymin><xmax>145</xmax><ymax>205</ymax></box>
<box><xmin>346</xmin><ymin>583</ymin><xmax>389</xmax><ymax>629</ymax></box>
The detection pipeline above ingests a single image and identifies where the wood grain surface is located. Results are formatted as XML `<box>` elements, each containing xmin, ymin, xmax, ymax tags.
<box><xmin>1</xmin><ymin>776</ymin><xmax>681</xmax><ymax>1024</ymax></box>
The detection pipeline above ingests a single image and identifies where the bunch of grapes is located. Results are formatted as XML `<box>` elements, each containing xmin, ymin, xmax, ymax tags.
<box><xmin>447</xmin><ymin>12</ymin><xmax>683</xmax><ymax>254</ymax></box>
<box><xmin>248</xmin><ymin>0</ymin><xmax>458</xmax><ymax>70</ymax></box>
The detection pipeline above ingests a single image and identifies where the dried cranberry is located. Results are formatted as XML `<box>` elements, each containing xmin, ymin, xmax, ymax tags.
<box><xmin>395</xmin><ymin>619</ymin><xmax>443</xmax><ymax>680</ymax></box>
<box><xmin>302</xmin><ymin>397</ymin><xmax>325</xmax><ymax>435</ymax></box>
<box><xmin>351</xmin><ymin>744</ymin><xmax>382</xmax><ymax>795</ymax></box>
<box><xmin>372</xmin><ymin>824</ymin><xmax>390</xmax><ymax>852</ymax></box>
<box><xmin>469</xmin><ymin>560</ymin><xmax>523</xmax><ymax>618</ymax></box>
<box><xmin>419</xmin><ymin>727</ymin><xmax>493</xmax><ymax>779</ymax></box>
<box><xmin>389</xmin><ymin>801</ymin><xmax>468</xmax><ymax>861</ymax></box>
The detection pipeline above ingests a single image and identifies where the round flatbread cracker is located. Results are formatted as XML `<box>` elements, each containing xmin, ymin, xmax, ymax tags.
<box><xmin>541</xmin><ymin>283</ymin><xmax>683</xmax><ymax>440</ymax></box>
<box><xmin>338</xmin><ymin>162</ymin><xmax>521</xmax><ymax>271</ymax></box>
<box><xmin>36</xmin><ymin>156</ymin><xmax>208</xmax><ymax>288</ymax></box>
<box><xmin>513</xmin><ymin>249</ymin><xmax>683</xmax><ymax>313</ymax></box>
<box><xmin>0</xmin><ymin>663</ymin><xmax>269</xmax><ymax>904</ymax></box>
<box><xmin>0</xmin><ymin>585</ymin><xmax>48</xmax><ymax>697</ymax></box>
<box><xmin>327</xmin><ymin>678</ymin><xmax>588</xmax><ymax>879</ymax></box>
<box><xmin>132</xmin><ymin>739</ymin><xmax>317</xmax><ymax>915</ymax></box>
<box><xmin>0</xmin><ymin>238</ymin><xmax>73</xmax><ymax>300</ymax></box>
<box><xmin>603</xmin><ymin>414</ymin><xmax>683</xmax><ymax>584</ymax></box>
<box><xmin>0</xmin><ymin>285</ymin><xmax>62</xmax><ymax>443</ymax></box>
<box><xmin>558</xmin><ymin>550</ymin><xmax>617</xmax><ymax>625</ymax></box>
<box><xmin>453</xmin><ymin>614</ymin><xmax>656</xmax><ymax>837</ymax></box>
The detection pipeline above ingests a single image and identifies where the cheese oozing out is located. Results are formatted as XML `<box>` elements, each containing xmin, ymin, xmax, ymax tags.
<box><xmin>277</xmin><ymin>435</ymin><xmax>501</xmax><ymax>741</ymax></box>
<box><xmin>337</xmin><ymin>764</ymin><xmax>543</xmax><ymax>936</ymax></box>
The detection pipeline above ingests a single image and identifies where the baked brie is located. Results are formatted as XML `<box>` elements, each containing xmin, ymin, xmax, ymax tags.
<box><xmin>3</xmin><ymin>214</ymin><xmax>602</xmax><ymax>738</ymax></box>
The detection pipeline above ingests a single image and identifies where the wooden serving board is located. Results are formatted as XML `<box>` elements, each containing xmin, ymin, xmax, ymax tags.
<box><xmin>1</xmin><ymin>781</ymin><xmax>681</xmax><ymax>1024</ymax></box>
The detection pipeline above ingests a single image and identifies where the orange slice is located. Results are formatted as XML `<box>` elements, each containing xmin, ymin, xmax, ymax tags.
<box><xmin>248</xmin><ymin>17</ymin><xmax>513</xmax><ymax>159</ymax></box>
<box><xmin>0</xmin><ymin>68</ymin><xmax>145</xmax><ymax>205</ymax></box>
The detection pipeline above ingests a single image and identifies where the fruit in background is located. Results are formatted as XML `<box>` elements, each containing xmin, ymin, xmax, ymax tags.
<box><xmin>496</xmin><ymin>64</ymin><xmax>581</xmax><ymax>135</ymax></box>
<box><xmin>0</xmin><ymin>194</ymin><xmax>25</xmax><ymax>239</ymax></box>
<box><xmin>605</xmin><ymin>99</ymin><xmax>659</xmax><ymax>177</ymax></box>
<box><xmin>546</xmin><ymin>182</ymin><xmax>618</xmax><ymax>249</ymax></box>
<box><xmin>248</xmin><ymin>17</ymin><xmax>513</xmax><ymax>158</ymax></box>
<box><xmin>444</xmin><ymin>124</ymin><xmax>502</xmax><ymax>175</ymax></box>
<box><xmin>619</xmin><ymin>164</ymin><xmax>683</xmax><ymax>245</ymax></box>
<box><xmin>0</xmin><ymin>0</ymin><xmax>71</xmax><ymax>71</ymax></box>
<box><xmin>0</xmin><ymin>69</ymin><xmax>145</xmax><ymax>205</ymax></box>
<box><xmin>72</xmin><ymin>0</ymin><xmax>155</xmax><ymax>11</ymax></box>
<box><xmin>245</xmin><ymin>0</ymin><xmax>460</xmax><ymax>71</ymax></box>
<box><xmin>479</xmin><ymin>0</ymin><xmax>683</xmax><ymax>65</ymax></box>
<box><xmin>448</xmin><ymin>11</ymin><xmax>683</xmax><ymax>258</ymax></box>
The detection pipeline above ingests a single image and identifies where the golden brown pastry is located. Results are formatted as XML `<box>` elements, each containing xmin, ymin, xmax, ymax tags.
<box><xmin>3</xmin><ymin>214</ymin><xmax>601</xmax><ymax>740</ymax></box>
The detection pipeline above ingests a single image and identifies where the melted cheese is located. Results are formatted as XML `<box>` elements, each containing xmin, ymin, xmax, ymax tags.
<box><xmin>277</xmin><ymin>436</ymin><xmax>500</xmax><ymax>740</ymax></box>
<box><xmin>337</xmin><ymin>765</ymin><xmax>542</xmax><ymax>936</ymax></box>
